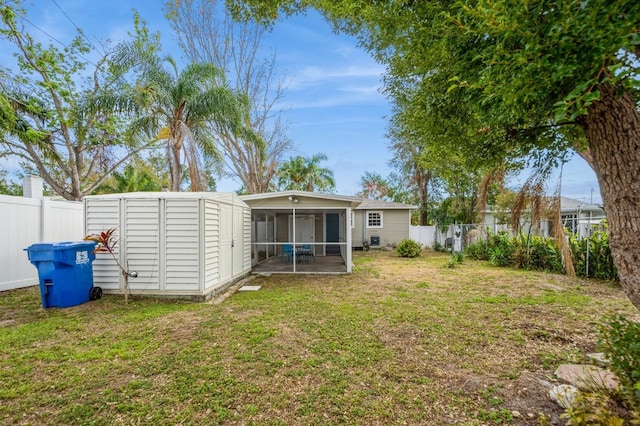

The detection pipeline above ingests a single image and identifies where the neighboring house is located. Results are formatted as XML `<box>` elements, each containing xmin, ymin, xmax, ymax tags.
<box><xmin>240</xmin><ymin>191</ymin><xmax>416</xmax><ymax>274</ymax></box>
<box><xmin>483</xmin><ymin>196</ymin><xmax>606</xmax><ymax>238</ymax></box>
<box><xmin>558</xmin><ymin>197</ymin><xmax>606</xmax><ymax>237</ymax></box>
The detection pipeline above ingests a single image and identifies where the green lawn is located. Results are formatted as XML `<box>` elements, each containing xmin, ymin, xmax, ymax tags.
<box><xmin>1</xmin><ymin>251</ymin><xmax>637</xmax><ymax>425</ymax></box>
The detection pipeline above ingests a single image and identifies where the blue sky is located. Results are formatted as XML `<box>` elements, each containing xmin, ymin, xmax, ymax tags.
<box><xmin>3</xmin><ymin>0</ymin><xmax>603</xmax><ymax>204</ymax></box>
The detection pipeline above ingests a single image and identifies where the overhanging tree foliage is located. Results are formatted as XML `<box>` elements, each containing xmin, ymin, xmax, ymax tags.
<box><xmin>0</xmin><ymin>2</ymin><xmax>155</xmax><ymax>200</ymax></box>
<box><xmin>229</xmin><ymin>0</ymin><xmax>640</xmax><ymax>311</ymax></box>
<box><xmin>166</xmin><ymin>0</ymin><xmax>292</xmax><ymax>193</ymax></box>
<box><xmin>94</xmin><ymin>43</ymin><xmax>257</xmax><ymax>192</ymax></box>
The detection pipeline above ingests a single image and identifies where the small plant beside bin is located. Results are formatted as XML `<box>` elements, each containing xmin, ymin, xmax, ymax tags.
<box><xmin>84</xmin><ymin>228</ymin><xmax>137</xmax><ymax>304</ymax></box>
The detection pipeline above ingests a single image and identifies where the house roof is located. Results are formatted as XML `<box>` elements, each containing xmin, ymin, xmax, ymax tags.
<box><xmin>240</xmin><ymin>190</ymin><xmax>362</xmax><ymax>204</ymax></box>
<box><xmin>559</xmin><ymin>197</ymin><xmax>603</xmax><ymax>213</ymax></box>
<box><xmin>354</xmin><ymin>198</ymin><xmax>418</xmax><ymax>210</ymax></box>
<box><xmin>240</xmin><ymin>190</ymin><xmax>417</xmax><ymax>210</ymax></box>
<box><xmin>483</xmin><ymin>196</ymin><xmax>604</xmax><ymax>215</ymax></box>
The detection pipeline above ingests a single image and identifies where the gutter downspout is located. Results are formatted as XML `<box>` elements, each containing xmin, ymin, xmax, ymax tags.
<box><xmin>362</xmin><ymin>210</ymin><xmax>367</xmax><ymax>249</ymax></box>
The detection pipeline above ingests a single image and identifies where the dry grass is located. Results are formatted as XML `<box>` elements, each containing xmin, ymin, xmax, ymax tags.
<box><xmin>1</xmin><ymin>250</ymin><xmax>637</xmax><ymax>425</ymax></box>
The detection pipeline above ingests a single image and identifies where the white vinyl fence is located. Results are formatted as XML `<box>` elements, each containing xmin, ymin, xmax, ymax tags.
<box><xmin>409</xmin><ymin>225</ymin><xmax>437</xmax><ymax>249</ymax></box>
<box><xmin>410</xmin><ymin>224</ymin><xmax>486</xmax><ymax>252</ymax></box>
<box><xmin>0</xmin><ymin>194</ymin><xmax>84</xmax><ymax>292</ymax></box>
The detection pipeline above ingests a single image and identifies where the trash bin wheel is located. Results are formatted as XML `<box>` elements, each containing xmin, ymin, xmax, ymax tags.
<box><xmin>89</xmin><ymin>286</ymin><xmax>103</xmax><ymax>301</ymax></box>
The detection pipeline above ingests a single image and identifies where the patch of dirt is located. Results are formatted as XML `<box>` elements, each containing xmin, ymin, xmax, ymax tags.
<box><xmin>496</xmin><ymin>373</ymin><xmax>566</xmax><ymax>425</ymax></box>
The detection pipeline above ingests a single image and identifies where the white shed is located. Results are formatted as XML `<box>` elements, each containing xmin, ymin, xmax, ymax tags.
<box><xmin>84</xmin><ymin>192</ymin><xmax>251</xmax><ymax>301</ymax></box>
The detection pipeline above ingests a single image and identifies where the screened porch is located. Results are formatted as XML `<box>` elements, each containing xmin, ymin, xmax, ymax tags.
<box><xmin>248</xmin><ymin>208</ymin><xmax>351</xmax><ymax>274</ymax></box>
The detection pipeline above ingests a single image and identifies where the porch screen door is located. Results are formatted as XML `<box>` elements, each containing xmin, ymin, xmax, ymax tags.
<box><xmin>288</xmin><ymin>215</ymin><xmax>315</xmax><ymax>244</ymax></box>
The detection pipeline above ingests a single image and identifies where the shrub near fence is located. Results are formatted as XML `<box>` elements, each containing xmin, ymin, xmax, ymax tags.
<box><xmin>465</xmin><ymin>230</ymin><xmax>618</xmax><ymax>280</ymax></box>
<box><xmin>569</xmin><ymin>229</ymin><xmax>617</xmax><ymax>280</ymax></box>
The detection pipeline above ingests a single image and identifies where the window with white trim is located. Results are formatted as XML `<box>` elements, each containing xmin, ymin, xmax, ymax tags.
<box><xmin>350</xmin><ymin>211</ymin><xmax>355</xmax><ymax>228</ymax></box>
<box><xmin>366</xmin><ymin>211</ymin><xmax>383</xmax><ymax>228</ymax></box>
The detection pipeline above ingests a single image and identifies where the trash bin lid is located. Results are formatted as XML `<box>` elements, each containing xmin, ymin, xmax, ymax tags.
<box><xmin>24</xmin><ymin>241</ymin><xmax>97</xmax><ymax>265</ymax></box>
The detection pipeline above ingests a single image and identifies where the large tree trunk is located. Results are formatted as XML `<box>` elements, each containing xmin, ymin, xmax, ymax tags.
<box><xmin>169</xmin><ymin>141</ymin><xmax>182</xmax><ymax>192</ymax></box>
<box><xmin>578</xmin><ymin>83</ymin><xmax>640</xmax><ymax>311</ymax></box>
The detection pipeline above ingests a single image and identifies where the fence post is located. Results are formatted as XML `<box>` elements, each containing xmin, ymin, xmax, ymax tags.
<box><xmin>41</xmin><ymin>197</ymin><xmax>50</xmax><ymax>242</ymax></box>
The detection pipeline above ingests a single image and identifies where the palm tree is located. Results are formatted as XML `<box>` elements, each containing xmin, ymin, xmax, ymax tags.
<box><xmin>93</xmin><ymin>158</ymin><xmax>169</xmax><ymax>194</ymax></box>
<box><xmin>358</xmin><ymin>171</ymin><xmax>391</xmax><ymax>200</ymax></box>
<box><xmin>277</xmin><ymin>153</ymin><xmax>335</xmax><ymax>192</ymax></box>
<box><xmin>94</xmin><ymin>49</ymin><xmax>257</xmax><ymax>192</ymax></box>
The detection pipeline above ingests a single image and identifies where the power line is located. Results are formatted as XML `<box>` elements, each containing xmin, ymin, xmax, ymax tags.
<box><xmin>51</xmin><ymin>0</ymin><xmax>103</xmax><ymax>55</ymax></box>
<box><xmin>20</xmin><ymin>16</ymin><xmax>102</xmax><ymax>70</ymax></box>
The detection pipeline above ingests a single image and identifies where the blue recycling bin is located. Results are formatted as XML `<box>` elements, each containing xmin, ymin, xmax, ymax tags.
<box><xmin>24</xmin><ymin>241</ymin><xmax>100</xmax><ymax>308</ymax></box>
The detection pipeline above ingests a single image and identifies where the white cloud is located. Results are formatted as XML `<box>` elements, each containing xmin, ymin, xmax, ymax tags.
<box><xmin>338</xmin><ymin>84</ymin><xmax>381</xmax><ymax>95</ymax></box>
<box><xmin>288</xmin><ymin>64</ymin><xmax>385</xmax><ymax>89</ymax></box>
<box><xmin>278</xmin><ymin>91</ymin><xmax>384</xmax><ymax>110</ymax></box>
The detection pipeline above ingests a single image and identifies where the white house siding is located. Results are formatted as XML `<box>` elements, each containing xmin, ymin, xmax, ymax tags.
<box><xmin>353</xmin><ymin>209</ymin><xmax>413</xmax><ymax>248</ymax></box>
<box><xmin>353</xmin><ymin>212</ymin><xmax>364</xmax><ymax>247</ymax></box>
<box><xmin>482</xmin><ymin>197</ymin><xmax>606</xmax><ymax>239</ymax></box>
<box><xmin>314</xmin><ymin>214</ymin><xmax>324</xmax><ymax>255</ymax></box>
<box><xmin>276</xmin><ymin>214</ymin><xmax>288</xmax><ymax>252</ymax></box>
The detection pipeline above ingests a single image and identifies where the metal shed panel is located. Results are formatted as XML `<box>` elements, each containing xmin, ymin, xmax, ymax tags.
<box><xmin>84</xmin><ymin>192</ymin><xmax>250</xmax><ymax>299</ymax></box>
<box><xmin>84</xmin><ymin>198</ymin><xmax>121</xmax><ymax>290</ymax></box>
<box><xmin>165</xmin><ymin>198</ymin><xmax>200</xmax><ymax>291</ymax></box>
<box><xmin>203</xmin><ymin>199</ymin><xmax>220</xmax><ymax>291</ymax></box>
<box><xmin>243</xmin><ymin>206</ymin><xmax>252</xmax><ymax>271</ymax></box>
<box><xmin>218</xmin><ymin>203</ymin><xmax>233</xmax><ymax>284</ymax></box>
<box><xmin>232</xmin><ymin>204</ymin><xmax>245</xmax><ymax>277</ymax></box>
<box><xmin>124</xmin><ymin>199</ymin><xmax>160</xmax><ymax>291</ymax></box>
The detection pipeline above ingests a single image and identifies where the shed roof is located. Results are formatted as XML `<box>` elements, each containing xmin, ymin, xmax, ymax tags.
<box><xmin>84</xmin><ymin>191</ymin><xmax>248</xmax><ymax>206</ymax></box>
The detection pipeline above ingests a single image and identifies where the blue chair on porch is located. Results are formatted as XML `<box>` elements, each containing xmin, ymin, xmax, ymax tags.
<box><xmin>281</xmin><ymin>244</ymin><xmax>294</xmax><ymax>263</ymax></box>
<box><xmin>301</xmin><ymin>244</ymin><xmax>314</xmax><ymax>263</ymax></box>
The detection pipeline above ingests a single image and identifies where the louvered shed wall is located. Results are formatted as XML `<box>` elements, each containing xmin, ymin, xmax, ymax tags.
<box><xmin>85</xmin><ymin>198</ymin><xmax>121</xmax><ymax>290</ymax></box>
<box><xmin>243</xmin><ymin>207</ymin><xmax>252</xmax><ymax>271</ymax></box>
<box><xmin>124</xmin><ymin>199</ymin><xmax>160</xmax><ymax>291</ymax></box>
<box><xmin>165</xmin><ymin>198</ymin><xmax>200</xmax><ymax>291</ymax></box>
<box><xmin>84</xmin><ymin>192</ymin><xmax>250</xmax><ymax>300</ymax></box>
<box><xmin>203</xmin><ymin>199</ymin><xmax>220</xmax><ymax>292</ymax></box>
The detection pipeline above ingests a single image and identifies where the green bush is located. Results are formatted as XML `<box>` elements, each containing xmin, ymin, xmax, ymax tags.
<box><xmin>465</xmin><ymin>239</ymin><xmax>489</xmax><ymax>260</ymax></box>
<box><xmin>465</xmin><ymin>228</ymin><xmax>616</xmax><ymax>279</ymax></box>
<box><xmin>597</xmin><ymin>315</ymin><xmax>640</xmax><ymax>412</ymax></box>
<box><xmin>396</xmin><ymin>239</ymin><xmax>422</xmax><ymax>258</ymax></box>
<box><xmin>489</xmin><ymin>232</ymin><xmax>514</xmax><ymax>267</ymax></box>
<box><xmin>570</xmin><ymin>228</ymin><xmax>618</xmax><ymax>280</ymax></box>
<box><xmin>511</xmin><ymin>234</ymin><xmax>564</xmax><ymax>273</ymax></box>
